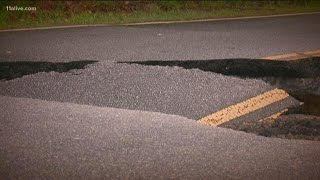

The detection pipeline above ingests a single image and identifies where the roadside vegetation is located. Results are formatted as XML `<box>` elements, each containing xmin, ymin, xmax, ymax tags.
<box><xmin>1</xmin><ymin>0</ymin><xmax>320</xmax><ymax>29</ymax></box>
<box><xmin>0</xmin><ymin>0</ymin><xmax>320</xmax><ymax>29</ymax></box>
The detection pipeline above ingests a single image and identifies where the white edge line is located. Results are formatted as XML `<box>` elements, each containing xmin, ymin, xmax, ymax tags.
<box><xmin>1</xmin><ymin>11</ymin><xmax>319</xmax><ymax>32</ymax></box>
<box><xmin>124</xmin><ymin>11</ymin><xmax>320</xmax><ymax>26</ymax></box>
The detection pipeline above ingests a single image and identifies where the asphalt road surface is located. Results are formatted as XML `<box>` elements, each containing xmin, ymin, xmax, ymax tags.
<box><xmin>1</xmin><ymin>13</ymin><xmax>320</xmax><ymax>179</ymax></box>
<box><xmin>1</xmin><ymin>13</ymin><xmax>320</xmax><ymax>62</ymax></box>
<box><xmin>1</xmin><ymin>96</ymin><xmax>320</xmax><ymax>179</ymax></box>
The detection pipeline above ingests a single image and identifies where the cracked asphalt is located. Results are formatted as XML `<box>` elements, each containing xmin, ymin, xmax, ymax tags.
<box><xmin>0</xmin><ymin>61</ymin><xmax>300</xmax><ymax>119</ymax></box>
<box><xmin>1</xmin><ymin>13</ymin><xmax>320</xmax><ymax>179</ymax></box>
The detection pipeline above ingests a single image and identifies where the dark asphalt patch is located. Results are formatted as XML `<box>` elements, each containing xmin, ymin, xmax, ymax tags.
<box><xmin>0</xmin><ymin>60</ymin><xmax>97</xmax><ymax>80</ymax></box>
<box><xmin>120</xmin><ymin>57</ymin><xmax>320</xmax><ymax>78</ymax></box>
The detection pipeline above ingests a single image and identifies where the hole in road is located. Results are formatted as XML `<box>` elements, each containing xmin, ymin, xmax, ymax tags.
<box><xmin>0</xmin><ymin>60</ymin><xmax>97</xmax><ymax>80</ymax></box>
<box><xmin>120</xmin><ymin>57</ymin><xmax>320</xmax><ymax>78</ymax></box>
<box><xmin>121</xmin><ymin>57</ymin><xmax>320</xmax><ymax>141</ymax></box>
<box><xmin>120</xmin><ymin>57</ymin><xmax>320</xmax><ymax>105</ymax></box>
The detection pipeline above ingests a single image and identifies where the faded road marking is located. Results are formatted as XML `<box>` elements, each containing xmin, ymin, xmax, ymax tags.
<box><xmin>261</xmin><ymin>53</ymin><xmax>300</xmax><ymax>60</ymax></box>
<box><xmin>258</xmin><ymin>109</ymin><xmax>289</xmax><ymax>122</ymax></box>
<box><xmin>258</xmin><ymin>102</ymin><xmax>304</xmax><ymax>122</ymax></box>
<box><xmin>1</xmin><ymin>12</ymin><xmax>320</xmax><ymax>32</ymax></box>
<box><xmin>198</xmin><ymin>88</ymin><xmax>289</xmax><ymax>126</ymax></box>
<box><xmin>260</xmin><ymin>49</ymin><xmax>320</xmax><ymax>61</ymax></box>
<box><xmin>303</xmin><ymin>49</ymin><xmax>320</xmax><ymax>55</ymax></box>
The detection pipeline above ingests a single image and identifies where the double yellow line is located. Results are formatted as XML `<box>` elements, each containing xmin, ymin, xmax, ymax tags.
<box><xmin>198</xmin><ymin>89</ymin><xmax>289</xmax><ymax>126</ymax></box>
<box><xmin>198</xmin><ymin>49</ymin><xmax>319</xmax><ymax>126</ymax></box>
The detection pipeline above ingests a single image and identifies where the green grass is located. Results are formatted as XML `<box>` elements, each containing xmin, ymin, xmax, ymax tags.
<box><xmin>1</xmin><ymin>0</ymin><xmax>320</xmax><ymax>30</ymax></box>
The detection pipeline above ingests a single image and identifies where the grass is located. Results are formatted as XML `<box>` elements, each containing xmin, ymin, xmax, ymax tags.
<box><xmin>1</xmin><ymin>0</ymin><xmax>320</xmax><ymax>30</ymax></box>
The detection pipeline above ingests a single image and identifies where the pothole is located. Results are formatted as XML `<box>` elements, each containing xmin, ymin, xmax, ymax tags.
<box><xmin>1</xmin><ymin>58</ymin><xmax>319</xmax><ymax>141</ymax></box>
<box><xmin>121</xmin><ymin>57</ymin><xmax>320</xmax><ymax>101</ymax></box>
<box><xmin>123</xmin><ymin>57</ymin><xmax>320</xmax><ymax>141</ymax></box>
<box><xmin>224</xmin><ymin>101</ymin><xmax>320</xmax><ymax>141</ymax></box>
<box><xmin>121</xmin><ymin>57</ymin><xmax>320</xmax><ymax>78</ymax></box>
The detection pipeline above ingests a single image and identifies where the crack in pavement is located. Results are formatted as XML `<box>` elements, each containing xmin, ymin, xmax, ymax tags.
<box><xmin>2</xmin><ymin>57</ymin><xmax>317</xmax><ymax>121</ymax></box>
<box><xmin>0</xmin><ymin>60</ymin><xmax>280</xmax><ymax>120</ymax></box>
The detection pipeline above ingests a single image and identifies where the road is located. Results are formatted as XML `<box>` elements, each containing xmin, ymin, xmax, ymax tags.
<box><xmin>1</xmin><ymin>13</ymin><xmax>320</xmax><ymax>179</ymax></box>
<box><xmin>1</xmin><ymin>95</ymin><xmax>320</xmax><ymax>179</ymax></box>
<box><xmin>1</xmin><ymin>13</ymin><xmax>320</xmax><ymax>62</ymax></box>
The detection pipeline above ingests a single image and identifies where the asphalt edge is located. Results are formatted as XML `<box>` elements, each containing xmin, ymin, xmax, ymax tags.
<box><xmin>1</xmin><ymin>11</ymin><xmax>319</xmax><ymax>32</ymax></box>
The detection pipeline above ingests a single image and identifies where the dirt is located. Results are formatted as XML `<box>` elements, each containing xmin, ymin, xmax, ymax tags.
<box><xmin>229</xmin><ymin>91</ymin><xmax>320</xmax><ymax>141</ymax></box>
<box><xmin>236</xmin><ymin>113</ymin><xmax>320</xmax><ymax>141</ymax></box>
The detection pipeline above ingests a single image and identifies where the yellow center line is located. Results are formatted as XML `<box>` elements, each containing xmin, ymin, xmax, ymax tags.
<box><xmin>303</xmin><ymin>50</ymin><xmax>320</xmax><ymax>55</ymax></box>
<box><xmin>258</xmin><ymin>109</ymin><xmax>289</xmax><ymax>122</ymax></box>
<box><xmin>260</xmin><ymin>53</ymin><xmax>300</xmax><ymax>60</ymax></box>
<box><xmin>198</xmin><ymin>88</ymin><xmax>289</xmax><ymax>126</ymax></box>
<box><xmin>258</xmin><ymin>102</ymin><xmax>304</xmax><ymax>122</ymax></box>
<box><xmin>260</xmin><ymin>49</ymin><xmax>320</xmax><ymax>61</ymax></box>
<box><xmin>198</xmin><ymin>49</ymin><xmax>319</xmax><ymax>126</ymax></box>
